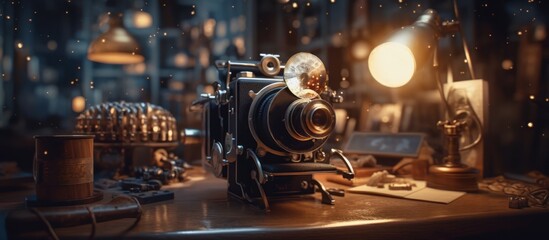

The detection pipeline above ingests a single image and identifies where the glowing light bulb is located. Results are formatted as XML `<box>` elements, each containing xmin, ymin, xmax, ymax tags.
<box><xmin>368</xmin><ymin>42</ymin><xmax>416</xmax><ymax>88</ymax></box>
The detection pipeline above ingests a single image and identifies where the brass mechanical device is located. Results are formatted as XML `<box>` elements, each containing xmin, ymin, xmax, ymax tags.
<box><xmin>75</xmin><ymin>102</ymin><xmax>178</xmax><ymax>145</ymax></box>
<box><xmin>75</xmin><ymin>102</ymin><xmax>183</xmax><ymax>179</ymax></box>
<box><xmin>193</xmin><ymin>53</ymin><xmax>355</xmax><ymax>211</ymax></box>
<box><xmin>427</xmin><ymin>120</ymin><xmax>479</xmax><ymax>192</ymax></box>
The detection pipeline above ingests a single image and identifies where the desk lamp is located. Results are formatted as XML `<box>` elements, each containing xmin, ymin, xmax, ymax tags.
<box><xmin>368</xmin><ymin>6</ymin><xmax>480</xmax><ymax>192</ymax></box>
<box><xmin>88</xmin><ymin>13</ymin><xmax>144</xmax><ymax>64</ymax></box>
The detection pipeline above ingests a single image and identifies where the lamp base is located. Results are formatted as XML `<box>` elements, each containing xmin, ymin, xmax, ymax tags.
<box><xmin>426</xmin><ymin>164</ymin><xmax>479</xmax><ymax>192</ymax></box>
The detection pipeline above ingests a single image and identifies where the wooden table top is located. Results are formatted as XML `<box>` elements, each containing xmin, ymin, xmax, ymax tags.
<box><xmin>2</xmin><ymin>166</ymin><xmax>548</xmax><ymax>239</ymax></box>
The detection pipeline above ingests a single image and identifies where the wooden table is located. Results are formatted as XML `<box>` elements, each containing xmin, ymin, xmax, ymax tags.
<box><xmin>1</xmin><ymin>166</ymin><xmax>548</xmax><ymax>239</ymax></box>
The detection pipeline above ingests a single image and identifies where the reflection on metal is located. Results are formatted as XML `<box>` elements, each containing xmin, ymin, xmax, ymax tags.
<box><xmin>75</xmin><ymin>101</ymin><xmax>181</xmax><ymax>177</ymax></box>
<box><xmin>427</xmin><ymin>120</ymin><xmax>479</xmax><ymax>192</ymax></box>
<box><xmin>75</xmin><ymin>102</ymin><xmax>178</xmax><ymax>146</ymax></box>
<box><xmin>284</xmin><ymin>52</ymin><xmax>327</xmax><ymax>99</ymax></box>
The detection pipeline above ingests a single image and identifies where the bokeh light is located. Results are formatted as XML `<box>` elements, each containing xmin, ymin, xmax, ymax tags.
<box><xmin>368</xmin><ymin>42</ymin><xmax>416</xmax><ymax>88</ymax></box>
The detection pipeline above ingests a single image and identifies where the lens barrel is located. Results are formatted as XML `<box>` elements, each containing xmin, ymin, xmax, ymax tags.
<box><xmin>285</xmin><ymin>99</ymin><xmax>334</xmax><ymax>141</ymax></box>
<box><xmin>249</xmin><ymin>84</ymin><xmax>335</xmax><ymax>155</ymax></box>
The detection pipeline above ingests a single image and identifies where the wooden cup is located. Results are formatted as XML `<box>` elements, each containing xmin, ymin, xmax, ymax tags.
<box><xmin>33</xmin><ymin>135</ymin><xmax>95</xmax><ymax>202</ymax></box>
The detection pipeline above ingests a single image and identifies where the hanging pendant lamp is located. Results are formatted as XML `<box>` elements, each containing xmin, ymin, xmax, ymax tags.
<box><xmin>87</xmin><ymin>14</ymin><xmax>144</xmax><ymax>64</ymax></box>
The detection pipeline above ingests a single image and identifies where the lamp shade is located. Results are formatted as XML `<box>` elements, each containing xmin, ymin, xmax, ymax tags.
<box><xmin>87</xmin><ymin>14</ymin><xmax>144</xmax><ymax>64</ymax></box>
<box><xmin>368</xmin><ymin>9</ymin><xmax>441</xmax><ymax>88</ymax></box>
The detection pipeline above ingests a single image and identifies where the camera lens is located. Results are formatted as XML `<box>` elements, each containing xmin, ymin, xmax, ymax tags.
<box><xmin>286</xmin><ymin>99</ymin><xmax>335</xmax><ymax>141</ymax></box>
<box><xmin>249</xmin><ymin>84</ymin><xmax>334</xmax><ymax>155</ymax></box>
<box><xmin>310</xmin><ymin>107</ymin><xmax>331</xmax><ymax>130</ymax></box>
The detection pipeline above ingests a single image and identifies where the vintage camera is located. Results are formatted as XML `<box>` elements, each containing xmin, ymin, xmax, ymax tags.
<box><xmin>194</xmin><ymin>53</ymin><xmax>354</xmax><ymax>211</ymax></box>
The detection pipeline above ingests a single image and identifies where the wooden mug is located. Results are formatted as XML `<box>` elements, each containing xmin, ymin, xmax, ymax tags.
<box><xmin>33</xmin><ymin>135</ymin><xmax>94</xmax><ymax>202</ymax></box>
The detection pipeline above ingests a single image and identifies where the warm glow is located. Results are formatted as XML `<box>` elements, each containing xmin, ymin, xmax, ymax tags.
<box><xmin>88</xmin><ymin>52</ymin><xmax>144</xmax><ymax>64</ymax></box>
<box><xmin>351</xmin><ymin>41</ymin><xmax>370</xmax><ymax>60</ymax></box>
<box><xmin>72</xmin><ymin>96</ymin><xmax>86</xmax><ymax>113</ymax></box>
<box><xmin>124</xmin><ymin>62</ymin><xmax>147</xmax><ymax>74</ymax></box>
<box><xmin>174</xmin><ymin>52</ymin><xmax>189</xmax><ymax>67</ymax></box>
<box><xmin>368</xmin><ymin>42</ymin><xmax>416</xmax><ymax>88</ymax></box>
<box><xmin>88</xmin><ymin>16</ymin><xmax>145</xmax><ymax>65</ymax></box>
<box><xmin>501</xmin><ymin>59</ymin><xmax>513</xmax><ymax>70</ymax></box>
<box><xmin>133</xmin><ymin>11</ymin><xmax>153</xmax><ymax>28</ymax></box>
<box><xmin>203</xmin><ymin>19</ymin><xmax>216</xmax><ymax>38</ymax></box>
<box><xmin>233</xmin><ymin>37</ymin><xmax>245</xmax><ymax>56</ymax></box>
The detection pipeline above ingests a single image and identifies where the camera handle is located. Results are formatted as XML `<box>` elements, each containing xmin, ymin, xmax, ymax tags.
<box><xmin>311</xmin><ymin>179</ymin><xmax>336</xmax><ymax>205</ymax></box>
<box><xmin>247</xmin><ymin>149</ymin><xmax>267</xmax><ymax>185</ymax></box>
<box><xmin>330</xmin><ymin>148</ymin><xmax>356</xmax><ymax>180</ymax></box>
<box><xmin>247</xmin><ymin>149</ymin><xmax>270</xmax><ymax>212</ymax></box>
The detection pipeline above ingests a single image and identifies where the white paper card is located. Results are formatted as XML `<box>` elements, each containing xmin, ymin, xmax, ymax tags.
<box><xmin>348</xmin><ymin>180</ymin><xmax>465</xmax><ymax>204</ymax></box>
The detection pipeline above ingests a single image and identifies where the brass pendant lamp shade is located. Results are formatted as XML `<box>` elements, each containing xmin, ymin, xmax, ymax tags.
<box><xmin>87</xmin><ymin>14</ymin><xmax>144</xmax><ymax>64</ymax></box>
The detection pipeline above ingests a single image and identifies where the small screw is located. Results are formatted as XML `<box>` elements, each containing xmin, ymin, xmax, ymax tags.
<box><xmin>301</xmin><ymin>181</ymin><xmax>309</xmax><ymax>189</ymax></box>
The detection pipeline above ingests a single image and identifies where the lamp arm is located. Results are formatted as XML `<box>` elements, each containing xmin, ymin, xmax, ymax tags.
<box><xmin>452</xmin><ymin>0</ymin><xmax>477</xmax><ymax>79</ymax></box>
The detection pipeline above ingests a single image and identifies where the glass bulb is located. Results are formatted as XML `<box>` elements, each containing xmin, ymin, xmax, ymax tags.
<box><xmin>368</xmin><ymin>42</ymin><xmax>416</xmax><ymax>88</ymax></box>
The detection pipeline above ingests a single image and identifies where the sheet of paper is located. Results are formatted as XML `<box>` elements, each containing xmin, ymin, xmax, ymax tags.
<box><xmin>405</xmin><ymin>187</ymin><xmax>466</xmax><ymax>204</ymax></box>
<box><xmin>347</xmin><ymin>180</ymin><xmax>465</xmax><ymax>204</ymax></box>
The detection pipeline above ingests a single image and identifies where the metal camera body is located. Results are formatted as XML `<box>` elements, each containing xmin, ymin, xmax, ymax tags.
<box><xmin>198</xmin><ymin>53</ymin><xmax>354</xmax><ymax>211</ymax></box>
